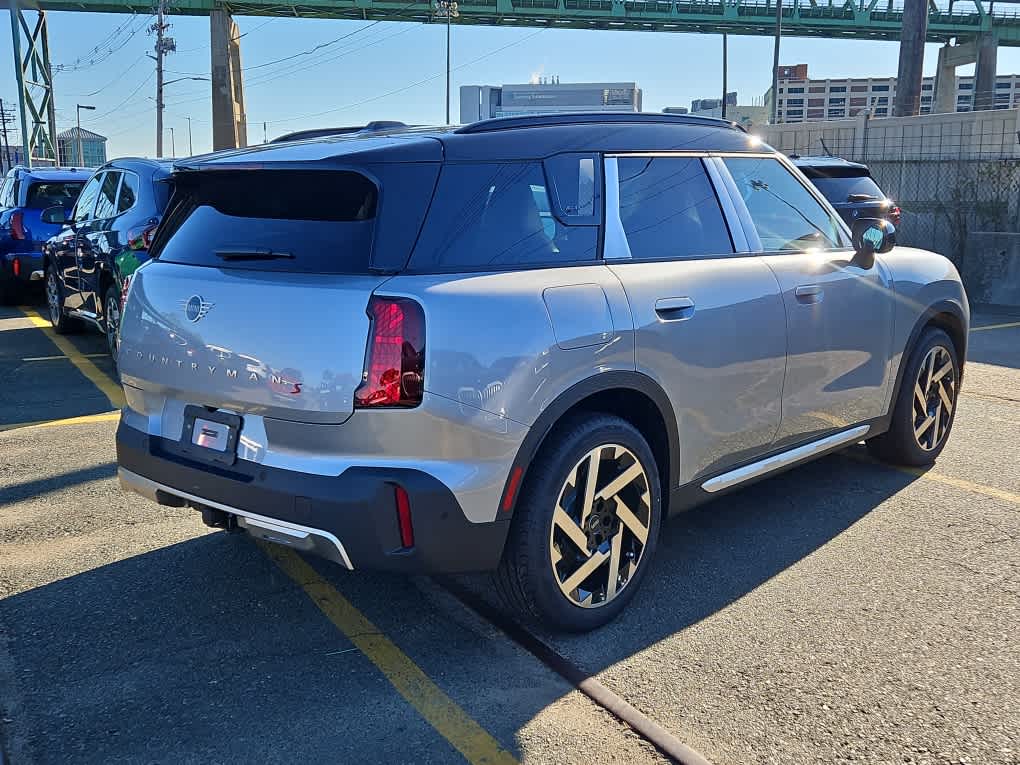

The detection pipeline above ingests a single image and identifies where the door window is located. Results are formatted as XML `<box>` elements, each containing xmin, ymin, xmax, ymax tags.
<box><xmin>616</xmin><ymin>156</ymin><xmax>733</xmax><ymax>260</ymax></box>
<box><xmin>72</xmin><ymin>174</ymin><xmax>104</xmax><ymax>223</ymax></box>
<box><xmin>116</xmin><ymin>171</ymin><xmax>139</xmax><ymax>214</ymax></box>
<box><xmin>722</xmin><ymin>157</ymin><xmax>848</xmax><ymax>252</ymax></box>
<box><xmin>94</xmin><ymin>172</ymin><xmax>121</xmax><ymax>220</ymax></box>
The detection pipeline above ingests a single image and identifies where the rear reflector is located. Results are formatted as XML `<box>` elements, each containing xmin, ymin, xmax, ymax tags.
<box><xmin>12</xmin><ymin>257</ymin><xmax>20</xmax><ymax>278</ymax></box>
<box><xmin>354</xmin><ymin>296</ymin><xmax>425</xmax><ymax>408</ymax></box>
<box><xmin>394</xmin><ymin>485</ymin><xmax>414</xmax><ymax>548</ymax></box>
<box><xmin>502</xmin><ymin>466</ymin><xmax>524</xmax><ymax>512</ymax></box>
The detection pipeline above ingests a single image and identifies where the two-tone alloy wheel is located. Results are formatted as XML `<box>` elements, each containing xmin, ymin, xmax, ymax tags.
<box><xmin>868</xmin><ymin>327</ymin><xmax>960</xmax><ymax>466</ymax></box>
<box><xmin>496</xmin><ymin>414</ymin><xmax>661</xmax><ymax>632</ymax></box>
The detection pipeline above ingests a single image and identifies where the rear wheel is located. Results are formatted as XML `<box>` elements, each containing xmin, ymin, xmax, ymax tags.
<box><xmin>103</xmin><ymin>284</ymin><xmax>121</xmax><ymax>366</ymax></box>
<box><xmin>495</xmin><ymin>414</ymin><xmax>661</xmax><ymax>632</ymax></box>
<box><xmin>45</xmin><ymin>266</ymin><xmax>81</xmax><ymax>335</ymax></box>
<box><xmin>867</xmin><ymin>327</ymin><xmax>960</xmax><ymax>466</ymax></box>
<box><xmin>0</xmin><ymin>278</ymin><xmax>18</xmax><ymax>306</ymax></box>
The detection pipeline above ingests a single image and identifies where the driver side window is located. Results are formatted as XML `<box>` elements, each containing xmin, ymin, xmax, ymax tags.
<box><xmin>723</xmin><ymin>157</ymin><xmax>848</xmax><ymax>252</ymax></box>
<box><xmin>73</xmin><ymin>173</ymin><xmax>104</xmax><ymax>224</ymax></box>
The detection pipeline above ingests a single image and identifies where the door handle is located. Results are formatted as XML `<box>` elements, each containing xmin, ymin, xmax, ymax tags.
<box><xmin>655</xmin><ymin>297</ymin><xmax>696</xmax><ymax>321</ymax></box>
<box><xmin>794</xmin><ymin>285</ymin><xmax>823</xmax><ymax>304</ymax></box>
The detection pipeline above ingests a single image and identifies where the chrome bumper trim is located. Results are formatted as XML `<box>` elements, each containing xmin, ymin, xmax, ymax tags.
<box><xmin>117</xmin><ymin>466</ymin><xmax>354</xmax><ymax>569</ymax></box>
<box><xmin>701</xmin><ymin>424</ymin><xmax>871</xmax><ymax>493</ymax></box>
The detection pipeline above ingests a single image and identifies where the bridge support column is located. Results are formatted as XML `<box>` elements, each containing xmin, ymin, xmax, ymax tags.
<box><xmin>973</xmin><ymin>32</ymin><xmax>998</xmax><ymax>111</ymax></box>
<box><xmin>934</xmin><ymin>43</ymin><xmax>963</xmax><ymax>114</ymax></box>
<box><xmin>210</xmin><ymin>9</ymin><xmax>247</xmax><ymax>151</ymax></box>
<box><xmin>893</xmin><ymin>0</ymin><xmax>928</xmax><ymax>117</ymax></box>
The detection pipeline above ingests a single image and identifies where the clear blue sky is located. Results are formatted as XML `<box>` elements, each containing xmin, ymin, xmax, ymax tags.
<box><xmin>4</xmin><ymin>10</ymin><xmax>1020</xmax><ymax>158</ymax></box>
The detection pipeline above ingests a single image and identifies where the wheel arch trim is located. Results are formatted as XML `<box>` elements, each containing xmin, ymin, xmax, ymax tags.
<box><xmin>500</xmin><ymin>371</ymin><xmax>680</xmax><ymax>516</ymax></box>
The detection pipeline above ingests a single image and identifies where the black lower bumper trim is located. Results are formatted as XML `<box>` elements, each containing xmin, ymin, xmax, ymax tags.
<box><xmin>117</xmin><ymin>422</ymin><xmax>509</xmax><ymax>573</ymax></box>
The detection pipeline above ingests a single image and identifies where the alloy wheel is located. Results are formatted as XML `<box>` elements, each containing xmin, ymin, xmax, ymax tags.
<box><xmin>913</xmin><ymin>345</ymin><xmax>956</xmax><ymax>451</ymax></box>
<box><xmin>549</xmin><ymin>444</ymin><xmax>652</xmax><ymax>608</ymax></box>
<box><xmin>46</xmin><ymin>271</ymin><xmax>60</xmax><ymax>326</ymax></box>
<box><xmin>106</xmin><ymin>292</ymin><xmax>121</xmax><ymax>359</ymax></box>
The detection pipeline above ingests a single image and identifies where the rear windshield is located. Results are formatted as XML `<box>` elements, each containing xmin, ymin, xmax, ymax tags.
<box><xmin>26</xmin><ymin>181</ymin><xmax>85</xmax><ymax>209</ymax></box>
<box><xmin>803</xmin><ymin>172</ymin><xmax>885</xmax><ymax>203</ymax></box>
<box><xmin>154</xmin><ymin>170</ymin><xmax>378</xmax><ymax>273</ymax></box>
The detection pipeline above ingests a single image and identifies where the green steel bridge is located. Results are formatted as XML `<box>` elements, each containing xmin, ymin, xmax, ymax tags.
<box><xmin>6</xmin><ymin>0</ymin><xmax>1020</xmax><ymax>42</ymax></box>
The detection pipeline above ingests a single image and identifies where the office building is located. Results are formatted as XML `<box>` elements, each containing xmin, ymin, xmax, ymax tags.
<box><xmin>460</xmin><ymin>81</ymin><xmax>642</xmax><ymax>122</ymax></box>
<box><xmin>768</xmin><ymin>64</ymin><xmax>1020</xmax><ymax>123</ymax></box>
<box><xmin>57</xmin><ymin>127</ymin><xmax>107</xmax><ymax>168</ymax></box>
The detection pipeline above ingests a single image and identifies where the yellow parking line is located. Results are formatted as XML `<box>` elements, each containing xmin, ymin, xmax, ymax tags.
<box><xmin>846</xmin><ymin>452</ymin><xmax>1019</xmax><ymax>505</ymax></box>
<box><xmin>22</xmin><ymin>353</ymin><xmax>108</xmax><ymax>361</ymax></box>
<box><xmin>970</xmin><ymin>320</ymin><xmax>1020</xmax><ymax>332</ymax></box>
<box><xmin>262</xmin><ymin>544</ymin><xmax>518</xmax><ymax>765</ymax></box>
<box><xmin>0</xmin><ymin>411</ymin><xmax>121</xmax><ymax>433</ymax></box>
<box><xmin>18</xmin><ymin>306</ymin><xmax>125</xmax><ymax>409</ymax></box>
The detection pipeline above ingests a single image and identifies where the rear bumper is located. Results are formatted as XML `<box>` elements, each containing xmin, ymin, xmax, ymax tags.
<box><xmin>116</xmin><ymin>421</ymin><xmax>510</xmax><ymax>573</ymax></box>
<box><xmin>1</xmin><ymin>251</ymin><xmax>44</xmax><ymax>287</ymax></box>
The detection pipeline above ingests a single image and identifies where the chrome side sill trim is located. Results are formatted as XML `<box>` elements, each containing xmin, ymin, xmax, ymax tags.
<box><xmin>701</xmin><ymin>424</ymin><xmax>870</xmax><ymax>494</ymax></box>
<box><xmin>117</xmin><ymin>467</ymin><xmax>354</xmax><ymax>569</ymax></box>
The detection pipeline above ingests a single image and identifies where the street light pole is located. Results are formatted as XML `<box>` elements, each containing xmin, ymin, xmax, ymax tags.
<box><xmin>721</xmin><ymin>33</ymin><xmax>728</xmax><ymax>120</ymax></box>
<box><xmin>186</xmin><ymin>116</ymin><xmax>193</xmax><ymax>156</ymax></box>
<box><xmin>169</xmin><ymin>126</ymin><xmax>175</xmax><ymax>156</ymax></box>
<box><xmin>75</xmin><ymin>104</ymin><xmax>95</xmax><ymax>167</ymax></box>
<box><xmin>433</xmin><ymin>0</ymin><xmax>458</xmax><ymax>124</ymax></box>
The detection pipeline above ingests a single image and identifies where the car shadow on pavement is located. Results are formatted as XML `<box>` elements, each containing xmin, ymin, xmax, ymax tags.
<box><xmin>0</xmin><ymin>462</ymin><xmax>117</xmax><ymax>504</ymax></box>
<box><xmin>0</xmin><ymin>450</ymin><xmax>920</xmax><ymax>763</ymax></box>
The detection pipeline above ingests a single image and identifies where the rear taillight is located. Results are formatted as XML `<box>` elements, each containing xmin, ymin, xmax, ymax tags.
<box><xmin>10</xmin><ymin>211</ymin><xmax>26</xmax><ymax>240</ymax></box>
<box><xmin>127</xmin><ymin>222</ymin><xmax>159</xmax><ymax>251</ymax></box>
<box><xmin>120</xmin><ymin>275</ymin><xmax>132</xmax><ymax>310</ymax></box>
<box><xmin>12</xmin><ymin>257</ymin><xmax>20</xmax><ymax>277</ymax></box>
<box><xmin>888</xmin><ymin>204</ymin><xmax>902</xmax><ymax>227</ymax></box>
<box><xmin>354</xmin><ymin>296</ymin><xmax>425</xmax><ymax>409</ymax></box>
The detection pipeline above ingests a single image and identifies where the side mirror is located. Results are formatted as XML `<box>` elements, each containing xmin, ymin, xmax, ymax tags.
<box><xmin>851</xmin><ymin>217</ymin><xmax>895</xmax><ymax>256</ymax></box>
<box><xmin>41</xmin><ymin>205</ymin><xmax>71</xmax><ymax>226</ymax></box>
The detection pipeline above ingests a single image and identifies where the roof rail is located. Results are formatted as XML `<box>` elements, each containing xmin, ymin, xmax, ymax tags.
<box><xmin>455</xmin><ymin>112</ymin><xmax>745</xmax><ymax>135</ymax></box>
<box><xmin>270</xmin><ymin>121</ymin><xmax>409</xmax><ymax>144</ymax></box>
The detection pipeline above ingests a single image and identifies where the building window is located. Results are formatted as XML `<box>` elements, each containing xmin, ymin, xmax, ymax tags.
<box><xmin>850</xmin><ymin>85</ymin><xmax>868</xmax><ymax>92</ymax></box>
<box><xmin>829</xmin><ymin>86</ymin><xmax>847</xmax><ymax>93</ymax></box>
<box><xmin>958</xmin><ymin>94</ymin><xmax>972</xmax><ymax>102</ymax></box>
<box><xmin>875</xmin><ymin>96</ymin><xmax>888</xmax><ymax>105</ymax></box>
<box><xmin>850</xmin><ymin>97</ymin><xmax>866</xmax><ymax>106</ymax></box>
<box><xmin>786</xmin><ymin>109</ymin><xmax>804</xmax><ymax>117</ymax></box>
<box><xmin>808</xmin><ymin>109</ymin><xmax>824</xmax><ymax>118</ymax></box>
<box><xmin>959</xmin><ymin>82</ymin><xmax>973</xmax><ymax>90</ymax></box>
<box><xmin>787</xmin><ymin>87</ymin><xmax>804</xmax><ymax>94</ymax></box>
<box><xmin>874</xmin><ymin>107</ymin><xmax>888</xmax><ymax>116</ymax></box>
<box><xmin>871</xmin><ymin>84</ymin><xmax>890</xmax><ymax>92</ymax></box>
<box><xmin>828</xmin><ymin>108</ymin><xmax>846</xmax><ymax>118</ymax></box>
<box><xmin>996</xmin><ymin>81</ymin><xmax>1013</xmax><ymax>89</ymax></box>
<box><xmin>809</xmin><ymin>86</ymin><xmax>825</xmax><ymax>93</ymax></box>
<box><xmin>828</xmin><ymin>97</ymin><xmax>845</xmax><ymax>106</ymax></box>
<box><xmin>786</xmin><ymin>98</ymin><xmax>803</xmax><ymax>106</ymax></box>
<box><xmin>920</xmin><ymin>105</ymin><xmax>932</xmax><ymax>114</ymax></box>
<box><xmin>808</xmin><ymin>98</ymin><xmax>824</xmax><ymax>107</ymax></box>
<box><xmin>922</xmin><ymin>83</ymin><xmax>934</xmax><ymax>91</ymax></box>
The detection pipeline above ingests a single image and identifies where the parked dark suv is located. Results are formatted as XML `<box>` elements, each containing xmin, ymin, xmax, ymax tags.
<box><xmin>791</xmin><ymin>155</ymin><xmax>901</xmax><ymax>228</ymax></box>
<box><xmin>0</xmin><ymin>166</ymin><xmax>91</xmax><ymax>304</ymax></box>
<box><xmin>116</xmin><ymin>114</ymin><xmax>967</xmax><ymax>631</ymax></box>
<box><xmin>42</xmin><ymin>157</ymin><xmax>172</xmax><ymax>359</ymax></box>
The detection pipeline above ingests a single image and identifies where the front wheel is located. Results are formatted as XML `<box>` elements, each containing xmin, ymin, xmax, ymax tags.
<box><xmin>495</xmin><ymin>414</ymin><xmax>661</xmax><ymax>632</ymax></box>
<box><xmin>45</xmin><ymin>267</ymin><xmax>81</xmax><ymax>335</ymax></box>
<box><xmin>867</xmin><ymin>327</ymin><xmax>960</xmax><ymax>466</ymax></box>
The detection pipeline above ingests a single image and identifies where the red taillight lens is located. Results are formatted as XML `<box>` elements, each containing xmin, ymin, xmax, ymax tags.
<box><xmin>127</xmin><ymin>223</ymin><xmax>159</xmax><ymax>251</ymax></box>
<box><xmin>12</xmin><ymin>257</ymin><xmax>20</xmax><ymax>277</ymax></box>
<box><xmin>394</xmin><ymin>485</ymin><xmax>414</xmax><ymax>549</ymax></box>
<box><xmin>354</xmin><ymin>297</ymin><xmax>425</xmax><ymax>409</ymax></box>
<box><xmin>888</xmin><ymin>205</ymin><xmax>902</xmax><ymax>227</ymax></box>
<box><xmin>10</xmin><ymin>211</ymin><xmax>26</xmax><ymax>240</ymax></box>
<box><xmin>120</xmin><ymin>275</ymin><xmax>132</xmax><ymax>310</ymax></box>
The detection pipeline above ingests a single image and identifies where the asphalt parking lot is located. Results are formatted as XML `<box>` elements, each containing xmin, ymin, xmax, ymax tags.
<box><xmin>1</xmin><ymin>299</ymin><xmax>1018</xmax><ymax>765</ymax></box>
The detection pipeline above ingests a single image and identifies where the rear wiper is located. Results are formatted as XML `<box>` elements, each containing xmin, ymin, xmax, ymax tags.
<box><xmin>215</xmin><ymin>248</ymin><xmax>294</xmax><ymax>261</ymax></box>
<box><xmin>847</xmin><ymin>193</ymin><xmax>879</xmax><ymax>202</ymax></box>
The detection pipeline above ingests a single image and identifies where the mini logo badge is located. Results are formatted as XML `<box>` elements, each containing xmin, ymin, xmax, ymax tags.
<box><xmin>182</xmin><ymin>295</ymin><xmax>214</xmax><ymax>322</ymax></box>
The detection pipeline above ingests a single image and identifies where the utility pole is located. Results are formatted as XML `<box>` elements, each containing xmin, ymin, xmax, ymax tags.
<box><xmin>150</xmin><ymin>0</ymin><xmax>175</xmax><ymax>158</ymax></box>
<box><xmin>433</xmin><ymin>0</ymin><xmax>458</xmax><ymax>124</ymax></box>
<box><xmin>0</xmin><ymin>99</ymin><xmax>13</xmax><ymax>170</ymax></box>
<box><xmin>721</xmin><ymin>33</ymin><xmax>728</xmax><ymax>120</ymax></box>
<box><xmin>186</xmin><ymin>115</ymin><xmax>193</xmax><ymax>155</ymax></box>
<box><xmin>770</xmin><ymin>0</ymin><xmax>783</xmax><ymax>123</ymax></box>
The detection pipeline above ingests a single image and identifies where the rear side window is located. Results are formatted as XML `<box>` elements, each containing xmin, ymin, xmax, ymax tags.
<box><xmin>117</xmin><ymin>172</ymin><xmax>139</xmax><ymax>214</ymax></box>
<box><xmin>25</xmin><ymin>181</ymin><xmax>85</xmax><ymax>209</ymax></box>
<box><xmin>409</xmin><ymin>161</ymin><xmax>599</xmax><ymax>271</ymax></box>
<box><xmin>154</xmin><ymin>170</ymin><xmax>379</xmax><ymax>273</ymax></box>
<box><xmin>802</xmin><ymin>172</ymin><xmax>885</xmax><ymax>203</ymax></box>
<box><xmin>616</xmin><ymin>157</ymin><xmax>733</xmax><ymax>260</ymax></box>
<box><xmin>0</xmin><ymin>178</ymin><xmax>12</xmax><ymax>208</ymax></box>
<box><xmin>723</xmin><ymin>157</ymin><xmax>848</xmax><ymax>252</ymax></box>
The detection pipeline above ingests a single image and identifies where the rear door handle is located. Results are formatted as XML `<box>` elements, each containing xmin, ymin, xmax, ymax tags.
<box><xmin>655</xmin><ymin>297</ymin><xmax>695</xmax><ymax>321</ymax></box>
<box><xmin>794</xmin><ymin>285</ymin><xmax>823</xmax><ymax>304</ymax></box>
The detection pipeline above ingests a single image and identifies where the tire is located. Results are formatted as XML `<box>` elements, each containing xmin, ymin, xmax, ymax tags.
<box><xmin>494</xmin><ymin>413</ymin><xmax>662</xmax><ymax>632</ymax></box>
<box><xmin>867</xmin><ymin>327</ymin><xmax>960</xmax><ymax>466</ymax></box>
<box><xmin>103</xmin><ymin>284</ymin><xmax>121</xmax><ymax>370</ymax></box>
<box><xmin>0</xmin><ymin>278</ymin><xmax>18</xmax><ymax>306</ymax></box>
<box><xmin>45</xmin><ymin>266</ymin><xmax>82</xmax><ymax>335</ymax></box>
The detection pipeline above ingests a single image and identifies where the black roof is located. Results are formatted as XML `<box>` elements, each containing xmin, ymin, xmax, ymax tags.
<box><xmin>790</xmin><ymin>155</ymin><xmax>869</xmax><ymax>171</ymax></box>
<box><xmin>175</xmin><ymin>113</ymin><xmax>769</xmax><ymax>171</ymax></box>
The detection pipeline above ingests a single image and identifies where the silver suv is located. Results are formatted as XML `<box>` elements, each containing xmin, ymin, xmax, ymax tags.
<box><xmin>116</xmin><ymin>114</ymin><xmax>968</xmax><ymax>632</ymax></box>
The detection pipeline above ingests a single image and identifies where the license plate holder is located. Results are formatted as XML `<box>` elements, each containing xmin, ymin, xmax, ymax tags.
<box><xmin>179</xmin><ymin>406</ymin><xmax>242</xmax><ymax>466</ymax></box>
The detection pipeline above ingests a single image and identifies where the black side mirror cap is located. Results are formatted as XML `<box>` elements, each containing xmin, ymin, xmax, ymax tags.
<box><xmin>851</xmin><ymin>217</ymin><xmax>896</xmax><ymax>256</ymax></box>
<box><xmin>40</xmin><ymin>205</ymin><xmax>71</xmax><ymax>226</ymax></box>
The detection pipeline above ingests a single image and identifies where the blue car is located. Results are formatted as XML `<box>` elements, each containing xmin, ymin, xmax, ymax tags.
<box><xmin>0</xmin><ymin>166</ymin><xmax>92</xmax><ymax>304</ymax></box>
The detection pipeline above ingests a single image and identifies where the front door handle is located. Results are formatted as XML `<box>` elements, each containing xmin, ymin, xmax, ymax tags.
<box><xmin>655</xmin><ymin>296</ymin><xmax>695</xmax><ymax>321</ymax></box>
<box><xmin>794</xmin><ymin>285</ymin><xmax>823</xmax><ymax>304</ymax></box>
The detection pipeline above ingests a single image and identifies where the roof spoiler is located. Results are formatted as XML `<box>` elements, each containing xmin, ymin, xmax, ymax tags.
<box><xmin>456</xmin><ymin>112</ymin><xmax>747</xmax><ymax>135</ymax></box>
